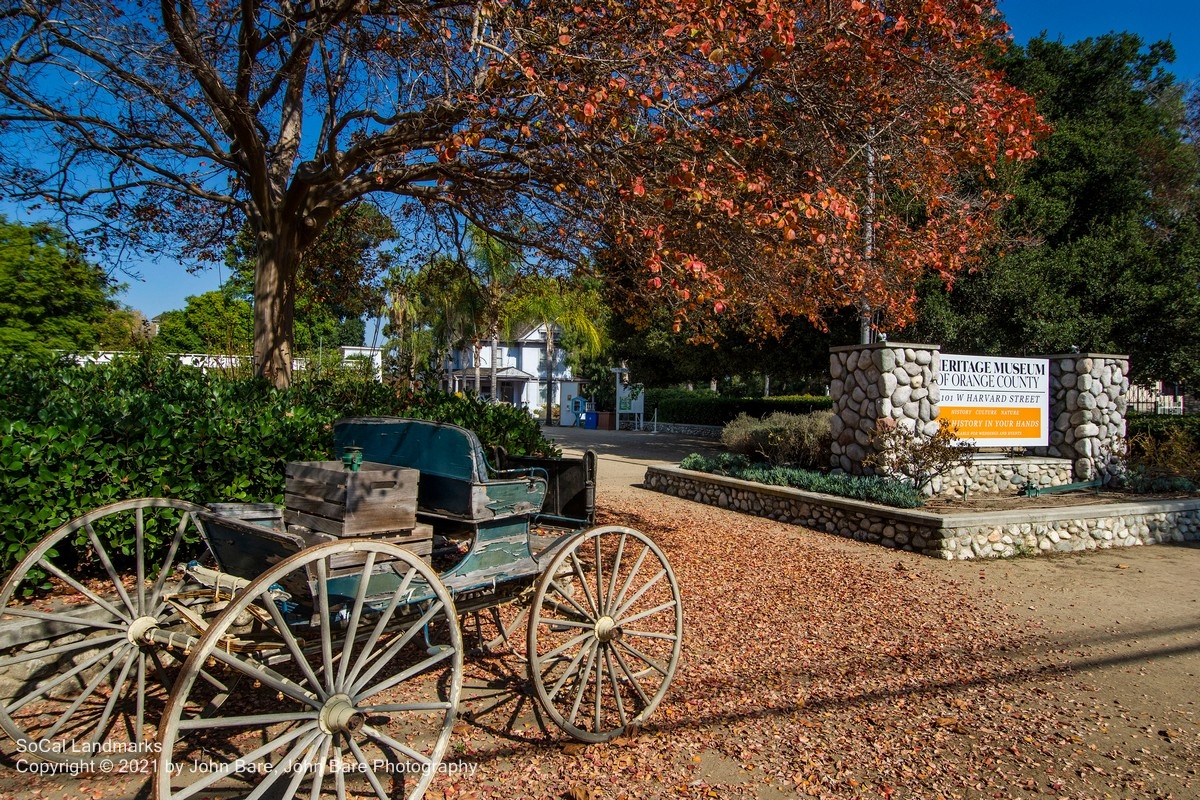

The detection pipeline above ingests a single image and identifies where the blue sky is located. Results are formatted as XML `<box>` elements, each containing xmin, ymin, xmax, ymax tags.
<box><xmin>107</xmin><ymin>1</ymin><xmax>1200</xmax><ymax>318</ymax></box>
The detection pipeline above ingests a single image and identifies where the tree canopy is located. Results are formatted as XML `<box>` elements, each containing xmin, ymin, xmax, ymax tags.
<box><xmin>0</xmin><ymin>0</ymin><xmax>1040</xmax><ymax>386</ymax></box>
<box><xmin>0</xmin><ymin>217</ymin><xmax>118</xmax><ymax>355</ymax></box>
<box><xmin>907</xmin><ymin>33</ymin><xmax>1200</xmax><ymax>385</ymax></box>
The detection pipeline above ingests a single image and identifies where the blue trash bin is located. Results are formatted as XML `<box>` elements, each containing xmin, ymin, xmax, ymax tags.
<box><xmin>583</xmin><ymin>411</ymin><xmax>599</xmax><ymax>430</ymax></box>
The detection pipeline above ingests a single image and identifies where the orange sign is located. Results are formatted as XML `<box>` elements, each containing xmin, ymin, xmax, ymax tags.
<box><xmin>940</xmin><ymin>406</ymin><xmax>1043</xmax><ymax>440</ymax></box>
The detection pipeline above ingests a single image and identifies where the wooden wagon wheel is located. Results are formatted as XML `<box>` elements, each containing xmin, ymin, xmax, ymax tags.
<box><xmin>0</xmin><ymin>497</ymin><xmax>215</xmax><ymax>764</ymax></box>
<box><xmin>155</xmin><ymin>539</ymin><xmax>463</xmax><ymax>800</ymax></box>
<box><xmin>527</xmin><ymin>525</ymin><xmax>683</xmax><ymax>743</ymax></box>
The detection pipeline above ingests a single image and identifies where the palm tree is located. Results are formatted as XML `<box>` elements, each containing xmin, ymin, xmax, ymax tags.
<box><xmin>506</xmin><ymin>275</ymin><xmax>607</xmax><ymax>424</ymax></box>
<box><xmin>465</xmin><ymin>225</ymin><xmax>520</xmax><ymax>400</ymax></box>
<box><xmin>383</xmin><ymin>256</ymin><xmax>483</xmax><ymax>389</ymax></box>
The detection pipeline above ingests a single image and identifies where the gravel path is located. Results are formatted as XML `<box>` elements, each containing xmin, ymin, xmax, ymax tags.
<box><xmin>2</xmin><ymin>428</ymin><xmax>1197</xmax><ymax>799</ymax></box>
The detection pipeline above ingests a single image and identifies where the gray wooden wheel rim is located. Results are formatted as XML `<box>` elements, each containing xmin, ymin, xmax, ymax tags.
<box><xmin>154</xmin><ymin>539</ymin><xmax>463</xmax><ymax>800</ymax></box>
<box><xmin>0</xmin><ymin>497</ymin><xmax>207</xmax><ymax>764</ymax></box>
<box><xmin>527</xmin><ymin>525</ymin><xmax>683</xmax><ymax>743</ymax></box>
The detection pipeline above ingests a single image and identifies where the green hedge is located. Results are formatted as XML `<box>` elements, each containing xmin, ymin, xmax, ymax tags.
<box><xmin>0</xmin><ymin>353</ymin><xmax>553</xmax><ymax>573</ymax></box>
<box><xmin>644</xmin><ymin>388</ymin><xmax>832</xmax><ymax>427</ymax></box>
<box><xmin>1126</xmin><ymin>412</ymin><xmax>1200</xmax><ymax>440</ymax></box>
<box><xmin>679</xmin><ymin>453</ymin><xmax>922</xmax><ymax>508</ymax></box>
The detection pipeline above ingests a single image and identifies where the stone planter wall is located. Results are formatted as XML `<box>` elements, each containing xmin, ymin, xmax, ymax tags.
<box><xmin>618</xmin><ymin>421</ymin><xmax>723</xmax><ymax>437</ymax></box>
<box><xmin>644</xmin><ymin>465</ymin><xmax>1200</xmax><ymax>560</ymax></box>
<box><xmin>936</xmin><ymin>457</ymin><xmax>1073</xmax><ymax>497</ymax></box>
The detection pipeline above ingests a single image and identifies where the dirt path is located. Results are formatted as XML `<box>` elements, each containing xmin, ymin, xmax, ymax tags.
<box><xmin>1</xmin><ymin>428</ymin><xmax>1197</xmax><ymax>799</ymax></box>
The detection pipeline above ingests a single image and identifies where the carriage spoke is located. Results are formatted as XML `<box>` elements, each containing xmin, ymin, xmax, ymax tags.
<box><xmin>568</xmin><ymin>550</ymin><xmax>599</xmax><ymax>617</ymax></box>
<box><xmin>605</xmin><ymin>646</ymin><xmax>627</xmax><ymax>728</ymax></box>
<box><xmin>593</xmin><ymin>535</ymin><xmax>605</xmax><ymax>616</ymax></box>
<box><xmin>39</xmin><ymin>643</ymin><xmax>132</xmax><ymax>740</ymax></box>
<box><xmin>263</xmin><ymin>590</ymin><xmax>326</xmax><ymax>699</ymax></box>
<box><xmin>316</xmin><ymin>558</ymin><xmax>336</xmax><ymax>695</ymax></box>
<box><xmin>308</xmin><ymin>735</ymin><xmax>333</xmax><ymax>800</ymax></box>
<box><xmin>609</xmin><ymin>544</ymin><xmax>650</xmax><ymax>615</ymax></box>
<box><xmin>567</xmin><ymin>640</ymin><xmax>599</xmax><ymax>728</ymax></box>
<box><xmin>614</xmin><ymin>569</ymin><xmax>667</xmax><ymax>620</ymax></box>
<box><xmin>545</xmin><ymin>578</ymin><xmax>593</xmax><ymax>619</ymax></box>
<box><xmin>622</xmin><ymin>628</ymin><xmax>681</xmax><ymax>642</ymax></box>
<box><xmin>176</xmin><ymin>710</ymin><xmax>319</xmax><ymax>731</ymax></box>
<box><xmin>0</xmin><ymin>632</ymin><xmax>125</xmax><ymax>669</ymax></box>
<box><xmin>148</xmin><ymin>514</ymin><xmax>193</xmax><ymax>607</ymax></box>
<box><xmin>357</xmin><ymin>644</ymin><xmax>453</xmax><ymax>700</ymax></box>
<box><xmin>334</xmin><ymin>740</ymin><xmax>347</xmax><ymax>800</ymax></box>
<box><xmin>362</xmin><ymin>724</ymin><xmax>436</xmax><ymax>768</ymax></box>
<box><xmin>336</xmin><ymin>551</ymin><xmax>377</xmax><ymax>691</ymax></box>
<box><xmin>616</xmin><ymin>639</ymin><xmax>671</xmax><ymax>678</ymax></box>
<box><xmin>201</xmin><ymin>647</ymin><xmax>320</xmax><ymax>706</ymax></box>
<box><xmin>538</xmin><ymin>630</ymin><xmax>592</xmax><ymax>665</ymax></box>
<box><xmin>35</xmin><ymin>558</ymin><xmax>130</xmax><ymax>622</ymax></box>
<box><xmin>136</xmin><ymin>650</ymin><xmax>146</xmax><ymax>745</ymax></box>
<box><xmin>345</xmin><ymin>566</ymin><xmax>416</xmax><ymax>685</ymax></box>
<box><xmin>84</xmin><ymin>522</ymin><xmax>136</xmax><ymax>617</ymax></box>
<box><xmin>6</xmin><ymin>640</ymin><xmax>129</xmax><ymax>714</ymax></box>
<box><xmin>171</xmin><ymin>722</ymin><xmax>321</xmax><ymax>800</ymax></box>
<box><xmin>345</xmin><ymin>736</ymin><xmax>392</xmax><ymax>800</ymax></box>
<box><xmin>135</xmin><ymin>507</ymin><xmax>146</xmax><ymax>616</ymax></box>
<box><xmin>88</xmin><ymin>648</ymin><xmax>138</xmax><ymax>746</ymax></box>
<box><xmin>604</xmin><ymin>533</ymin><xmax>627</xmax><ymax>615</ymax></box>
<box><xmin>546</xmin><ymin>638</ymin><xmax>593</xmax><ymax>703</ymax></box>
<box><xmin>276</xmin><ymin>733</ymin><xmax>326</xmax><ymax>800</ymax></box>
<box><xmin>618</xmin><ymin>599</ymin><xmax>678</xmax><ymax>627</ymax></box>
<box><xmin>1</xmin><ymin>607</ymin><xmax>126</xmax><ymax>631</ymax></box>
<box><xmin>347</xmin><ymin>599</ymin><xmax>445</xmax><ymax>697</ymax></box>
<box><xmin>358</xmin><ymin>700</ymin><xmax>454</xmax><ymax>714</ymax></box>
<box><xmin>611</xmin><ymin>643</ymin><xmax>653</xmax><ymax>707</ymax></box>
<box><xmin>244</xmin><ymin>727</ymin><xmax>324</xmax><ymax>800</ymax></box>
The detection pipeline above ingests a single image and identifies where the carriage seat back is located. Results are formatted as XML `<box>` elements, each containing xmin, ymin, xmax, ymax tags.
<box><xmin>333</xmin><ymin>417</ymin><xmax>546</xmax><ymax>522</ymax></box>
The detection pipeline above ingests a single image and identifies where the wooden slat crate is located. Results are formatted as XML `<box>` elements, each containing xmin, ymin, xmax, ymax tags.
<box><xmin>284</xmin><ymin>460</ymin><xmax>419</xmax><ymax>537</ymax></box>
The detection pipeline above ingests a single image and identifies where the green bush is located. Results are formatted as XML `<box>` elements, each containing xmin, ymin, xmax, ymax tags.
<box><xmin>720</xmin><ymin>411</ymin><xmax>832</xmax><ymax>469</ymax></box>
<box><xmin>679</xmin><ymin>453</ymin><xmax>922</xmax><ymax>508</ymax></box>
<box><xmin>644</xmin><ymin>388</ymin><xmax>832</xmax><ymax>427</ymax></box>
<box><xmin>1126</xmin><ymin>412</ymin><xmax>1200</xmax><ymax>441</ymax></box>
<box><xmin>0</xmin><ymin>352</ymin><xmax>554</xmax><ymax>573</ymax></box>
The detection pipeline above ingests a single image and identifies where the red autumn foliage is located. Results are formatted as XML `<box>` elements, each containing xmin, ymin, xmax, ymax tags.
<box><xmin>0</xmin><ymin>0</ymin><xmax>1042</xmax><ymax>383</ymax></box>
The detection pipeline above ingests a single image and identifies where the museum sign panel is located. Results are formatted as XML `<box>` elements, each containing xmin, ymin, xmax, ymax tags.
<box><xmin>937</xmin><ymin>354</ymin><xmax>1050</xmax><ymax>447</ymax></box>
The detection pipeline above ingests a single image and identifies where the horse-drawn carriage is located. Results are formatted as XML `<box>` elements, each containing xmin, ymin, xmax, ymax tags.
<box><xmin>0</xmin><ymin>417</ymin><xmax>683</xmax><ymax>799</ymax></box>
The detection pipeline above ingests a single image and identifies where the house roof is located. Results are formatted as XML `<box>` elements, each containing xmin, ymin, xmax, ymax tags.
<box><xmin>451</xmin><ymin>366</ymin><xmax>536</xmax><ymax>381</ymax></box>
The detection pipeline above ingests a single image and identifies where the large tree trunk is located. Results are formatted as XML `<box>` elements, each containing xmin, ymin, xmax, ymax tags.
<box><xmin>253</xmin><ymin>226</ymin><xmax>299</xmax><ymax>389</ymax></box>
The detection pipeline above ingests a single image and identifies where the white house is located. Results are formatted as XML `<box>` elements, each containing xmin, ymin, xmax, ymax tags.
<box><xmin>447</xmin><ymin>324</ymin><xmax>579</xmax><ymax>413</ymax></box>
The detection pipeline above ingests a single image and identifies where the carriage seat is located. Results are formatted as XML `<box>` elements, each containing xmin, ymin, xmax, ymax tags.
<box><xmin>332</xmin><ymin>417</ymin><xmax>547</xmax><ymax>524</ymax></box>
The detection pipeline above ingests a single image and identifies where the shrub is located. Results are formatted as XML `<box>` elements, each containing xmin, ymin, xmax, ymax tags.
<box><xmin>720</xmin><ymin>411</ymin><xmax>832</xmax><ymax>469</ymax></box>
<box><xmin>0</xmin><ymin>352</ymin><xmax>555</xmax><ymax>573</ymax></box>
<box><xmin>644</xmin><ymin>388</ymin><xmax>832</xmax><ymax>427</ymax></box>
<box><xmin>863</xmin><ymin>418</ymin><xmax>976</xmax><ymax>494</ymax></box>
<box><xmin>679</xmin><ymin>453</ymin><xmax>922</xmax><ymax>508</ymax></box>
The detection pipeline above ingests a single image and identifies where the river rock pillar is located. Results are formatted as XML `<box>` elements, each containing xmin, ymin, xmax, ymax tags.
<box><xmin>1041</xmin><ymin>353</ymin><xmax>1129</xmax><ymax>482</ymax></box>
<box><xmin>830</xmin><ymin>343</ymin><xmax>942</xmax><ymax>474</ymax></box>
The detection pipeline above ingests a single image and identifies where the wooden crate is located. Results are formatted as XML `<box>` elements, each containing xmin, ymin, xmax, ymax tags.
<box><xmin>284</xmin><ymin>460</ymin><xmax>419</xmax><ymax>537</ymax></box>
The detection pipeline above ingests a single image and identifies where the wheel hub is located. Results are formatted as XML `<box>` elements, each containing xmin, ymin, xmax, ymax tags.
<box><xmin>127</xmin><ymin>615</ymin><xmax>160</xmax><ymax>645</ymax></box>
<box><xmin>319</xmin><ymin>694</ymin><xmax>366</xmax><ymax>735</ymax></box>
<box><xmin>594</xmin><ymin>615</ymin><xmax>622</xmax><ymax>644</ymax></box>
